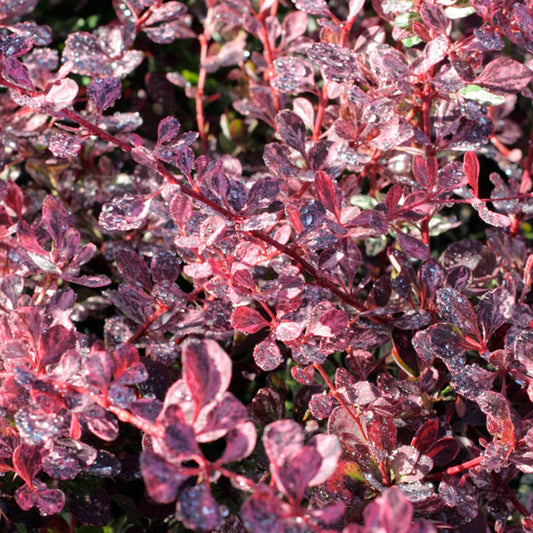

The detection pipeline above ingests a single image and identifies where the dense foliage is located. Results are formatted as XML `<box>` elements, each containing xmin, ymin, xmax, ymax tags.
<box><xmin>1</xmin><ymin>0</ymin><xmax>533</xmax><ymax>531</ymax></box>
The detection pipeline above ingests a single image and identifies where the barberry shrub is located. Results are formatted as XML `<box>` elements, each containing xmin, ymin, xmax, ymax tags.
<box><xmin>1</xmin><ymin>0</ymin><xmax>533</xmax><ymax>531</ymax></box>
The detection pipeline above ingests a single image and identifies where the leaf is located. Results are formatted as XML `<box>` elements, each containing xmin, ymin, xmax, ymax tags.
<box><xmin>48</xmin><ymin>132</ymin><xmax>82</xmax><ymax>158</ymax></box>
<box><xmin>308</xmin><ymin>433</ymin><xmax>341</xmax><ymax>486</ymax></box>
<box><xmin>176</xmin><ymin>484</ymin><xmax>222</xmax><ymax>532</ymax></box>
<box><xmin>39</xmin><ymin>325</ymin><xmax>76</xmax><ymax>367</ymax></box>
<box><xmin>315</xmin><ymin>171</ymin><xmax>340</xmax><ymax>218</ymax></box>
<box><xmin>218</xmin><ymin>421</ymin><xmax>257</xmax><ymax>464</ymax></box>
<box><xmin>275</xmin><ymin>110</ymin><xmax>307</xmax><ymax>153</ymax></box>
<box><xmin>88</xmin><ymin>77</ymin><xmax>121</xmax><ymax>113</ymax></box>
<box><xmin>263</xmin><ymin>419</ymin><xmax>304</xmax><ymax>462</ymax></box>
<box><xmin>182</xmin><ymin>339</ymin><xmax>231</xmax><ymax>408</ymax></box>
<box><xmin>198</xmin><ymin>392</ymin><xmax>247</xmax><ymax>442</ymax></box>
<box><xmin>13</xmin><ymin>444</ymin><xmax>41</xmax><ymax>485</ymax></box>
<box><xmin>458</xmin><ymin>84</ymin><xmax>506</xmax><ymax>106</ymax></box>
<box><xmin>99</xmin><ymin>193</ymin><xmax>153</xmax><ymax>231</ymax></box>
<box><xmin>274</xmin><ymin>321</ymin><xmax>302</xmax><ymax>342</ymax></box>
<box><xmin>272</xmin><ymin>444</ymin><xmax>322</xmax><ymax>502</ymax></box>
<box><xmin>253</xmin><ymin>338</ymin><xmax>283</xmax><ymax>371</ymax></box>
<box><xmin>140</xmin><ymin>450</ymin><xmax>186</xmax><ymax>503</ymax></box>
<box><xmin>115</xmin><ymin>249</ymin><xmax>152</xmax><ymax>290</ymax></box>
<box><xmin>397</xmin><ymin>230</ymin><xmax>430</xmax><ymax>260</ymax></box>
<box><xmin>157</xmin><ymin>115</ymin><xmax>181</xmax><ymax>145</ymax></box>
<box><xmin>348</xmin><ymin>0</ymin><xmax>365</xmax><ymax>20</ymax></box>
<box><xmin>164</xmin><ymin>422</ymin><xmax>200</xmax><ymax>459</ymax></box>
<box><xmin>472</xmin><ymin>198</ymin><xmax>511</xmax><ymax>228</ymax></box>
<box><xmin>463</xmin><ymin>151</ymin><xmax>479</xmax><ymax>196</ymax></box>
<box><xmin>308</xmin><ymin>42</ymin><xmax>360</xmax><ymax>83</ymax></box>
<box><xmin>293</xmin><ymin>0</ymin><xmax>331</xmax><ymax>17</ymax></box>
<box><xmin>411</xmin><ymin>419</ymin><xmax>438</xmax><ymax>452</ymax></box>
<box><xmin>474</xmin><ymin>57</ymin><xmax>533</xmax><ymax>94</ymax></box>
<box><xmin>231</xmin><ymin>306</ymin><xmax>270</xmax><ymax>334</ymax></box>
<box><xmin>477</xmin><ymin>287</ymin><xmax>514</xmax><ymax>342</ymax></box>
<box><xmin>437</xmin><ymin>287</ymin><xmax>478</xmax><ymax>339</ymax></box>
<box><xmin>44</xmin><ymin>78</ymin><xmax>79</xmax><ymax>112</ymax></box>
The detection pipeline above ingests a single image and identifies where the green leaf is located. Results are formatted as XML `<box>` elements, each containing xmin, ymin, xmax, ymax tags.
<box><xmin>458</xmin><ymin>84</ymin><xmax>506</xmax><ymax>106</ymax></box>
<box><xmin>445</xmin><ymin>5</ymin><xmax>476</xmax><ymax>19</ymax></box>
<box><xmin>402</xmin><ymin>35</ymin><xmax>423</xmax><ymax>48</ymax></box>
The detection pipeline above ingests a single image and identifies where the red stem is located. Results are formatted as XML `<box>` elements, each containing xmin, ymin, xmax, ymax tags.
<box><xmin>196</xmin><ymin>31</ymin><xmax>209</xmax><ymax>153</ymax></box>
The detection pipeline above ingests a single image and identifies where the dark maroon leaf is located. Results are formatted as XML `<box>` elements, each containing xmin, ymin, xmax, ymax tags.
<box><xmin>425</xmin><ymin>437</ymin><xmax>460</xmax><ymax>467</ymax></box>
<box><xmin>411</xmin><ymin>419</ymin><xmax>438</xmax><ymax>452</ymax></box>
<box><xmin>70</xmin><ymin>488</ymin><xmax>110</xmax><ymax>526</ymax></box>
<box><xmin>88</xmin><ymin>77</ymin><xmax>121</xmax><ymax>113</ymax></box>
<box><xmin>165</xmin><ymin>422</ymin><xmax>200</xmax><ymax>459</ymax></box>
<box><xmin>157</xmin><ymin>116</ymin><xmax>181</xmax><ymax>145</ymax></box>
<box><xmin>437</xmin><ymin>287</ymin><xmax>479</xmax><ymax>340</ymax></box>
<box><xmin>115</xmin><ymin>249</ymin><xmax>152</xmax><ymax>290</ymax></box>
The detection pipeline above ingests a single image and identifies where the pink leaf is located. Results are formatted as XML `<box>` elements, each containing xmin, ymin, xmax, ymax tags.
<box><xmin>253</xmin><ymin>338</ymin><xmax>283</xmax><ymax>371</ymax></box>
<box><xmin>231</xmin><ymin>306</ymin><xmax>270</xmax><ymax>334</ymax></box>
<box><xmin>182</xmin><ymin>339</ymin><xmax>231</xmax><ymax>408</ymax></box>
<box><xmin>464</xmin><ymin>151</ymin><xmax>479</xmax><ymax>196</ymax></box>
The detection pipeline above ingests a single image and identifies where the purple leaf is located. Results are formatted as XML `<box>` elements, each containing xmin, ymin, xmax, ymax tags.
<box><xmin>34</xmin><ymin>483</ymin><xmax>66</xmax><ymax>516</ymax></box>
<box><xmin>99</xmin><ymin>193</ymin><xmax>154</xmax><ymax>231</ymax></box>
<box><xmin>39</xmin><ymin>325</ymin><xmax>76</xmax><ymax>367</ymax></box>
<box><xmin>164</xmin><ymin>422</ymin><xmax>200</xmax><ymax>459</ymax></box>
<box><xmin>42</xmin><ymin>195</ymin><xmax>71</xmax><ymax>247</ymax></box>
<box><xmin>182</xmin><ymin>339</ymin><xmax>231</xmax><ymax>408</ymax></box>
<box><xmin>140</xmin><ymin>449</ymin><xmax>186</xmax><ymax>503</ymax></box>
<box><xmin>397</xmin><ymin>230</ymin><xmax>431</xmax><ymax>260</ymax></box>
<box><xmin>88</xmin><ymin>77</ymin><xmax>121</xmax><ymax>113</ymax></box>
<box><xmin>437</xmin><ymin>287</ymin><xmax>479</xmax><ymax>339</ymax></box>
<box><xmin>475</xmin><ymin>57</ymin><xmax>533</xmax><ymax>94</ymax></box>
<box><xmin>157</xmin><ymin>116</ymin><xmax>181</xmax><ymax>144</ymax></box>
<box><xmin>253</xmin><ymin>337</ymin><xmax>283</xmax><ymax>371</ymax></box>
<box><xmin>477</xmin><ymin>287</ymin><xmax>514</xmax><ymax>342</ymax></box>
<box><xmin>176</xmin><ymin>484</ymin><xmax>222</xmax><ymax>532</ymax></box>
<box><xmin>308</xmin><ymin>42</ymin><xmax>360</xmax><ymax>83</ymax></box>
<box><xmin>272</xmin><ymin>444</ymin><xmax>322</xmax><ymax>502</ymax></box>
<box><xmin>276</xmin><ymin>110</ymin><xmax>307</xmax><ymax>154</ymax></box>
<box><xmin>308</xmin><ymin>433</ymin><xmax>341</xmax><ymax>486</ymax></box>
<box><xmin>197</xmin><ymin>392</ymin><xmax>248</xmax><ymax>442</ymax></box>
<box><xmin>218</xmin><ymin>421</ymin><xmax>257</xmax><ymax>464</ymax></box>
<box><xmin>4</xmin><ymin>57</ymin><xmax>34</xmax><ymax>90</ymax></box>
